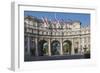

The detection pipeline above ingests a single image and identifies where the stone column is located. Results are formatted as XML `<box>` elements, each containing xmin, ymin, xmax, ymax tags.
<box><xmin>60</xmin><ymin>39</ymin><xmax>63</xmax><ymax>55</ymax></box>
<box><xmin>35</xmin><ymin>38</ymin><xmax>38</xmax><ymax>56</ymax></box>
<box><xmin>71</xmin><ymin>38</ymin><xmax>74</xmax><ymax>55</ymax></box>
<box><xmin>80</xmin><ymin>38</ymin><xmax>83</xmax><ymax>55</ymax></box>
<box><xmin>27</xmin><ymin>35</ymin><xmax>30</xmax><ymax>56</ymax></box>
<box><xmin>81</xmin><ymin>37</ymin><xmax>85</xmax><ymax>54</ymax></box>
<box><xmin>48</xmin><ymin>39</ymin><xmax>51</xmax><ymax>56</ymax></box>
<box><xmin>78</xmin><ymin>38</ymin><xmax>81</xmax><ymax>54</ymax></box>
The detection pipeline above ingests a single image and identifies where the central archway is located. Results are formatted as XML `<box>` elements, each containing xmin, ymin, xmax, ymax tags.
<box><xmin>51</xmin><ymin>40</ymin><xmax>60</xmax><ymax>55</ymax></box>
<box><xmin>38</xmin><ymin>40</ymin><xmax>48</xmax><ymax>56</ymax></box>
<box><xmin>63</xmin><ymin>40</ymin><xmax>72</xmax><ymax>55</ymax></box>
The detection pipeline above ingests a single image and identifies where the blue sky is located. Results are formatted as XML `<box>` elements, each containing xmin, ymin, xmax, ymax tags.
<box><xmin>24</xmin><ymin>11</ymin><xmax>90</xmax><ymax>27</ymax></box>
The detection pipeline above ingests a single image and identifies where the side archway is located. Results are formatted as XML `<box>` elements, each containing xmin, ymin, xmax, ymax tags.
<box><xmin>63</xmin><ymin>40</ymin><xmax>72</xmax><ymax>55</ymax></box>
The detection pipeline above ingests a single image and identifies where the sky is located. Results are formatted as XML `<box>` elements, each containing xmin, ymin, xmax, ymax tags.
<box><xmin>24</xmin><ymin>11</ymin><xmax>90</xmax><ymax>27</ymax></box>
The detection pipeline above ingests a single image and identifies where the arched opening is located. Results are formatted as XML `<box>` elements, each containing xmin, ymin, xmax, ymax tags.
<box><xmin>63</xmin><ymin>40</ymin><xmax>72</xmax><ymax>55</ymax></box>
<box><xmin>38</xmin><ymin>40</ymin><xmax>48</xmax><ymax>56</ymax></box>
<box><xmin>51</xmin><ymin>40</ymin><xmax>60</xmax><ymax>55</ymax></box>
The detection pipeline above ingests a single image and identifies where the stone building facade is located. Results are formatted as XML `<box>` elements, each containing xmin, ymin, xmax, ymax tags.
<box><xmin>24</xmin><ymin>16</ymin><xmax>90</xmax><ymax>57</ymax></box>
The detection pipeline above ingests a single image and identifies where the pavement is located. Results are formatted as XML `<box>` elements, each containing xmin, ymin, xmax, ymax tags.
<box><xmin>24</xmin><ymin>54</ymin><xmax>89</xmax><ymax>61</ymax></box>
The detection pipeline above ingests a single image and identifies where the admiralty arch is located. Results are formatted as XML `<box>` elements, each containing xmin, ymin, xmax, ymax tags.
<box><xmin>24</xmin><ymin>16</ymin><xmax>90</xmax><ymax>59</ymax></box>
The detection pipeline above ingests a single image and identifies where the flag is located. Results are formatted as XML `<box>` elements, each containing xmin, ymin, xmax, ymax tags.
<box><xmin>44</xmin><ymin>17</ymin><xmax>49</xmax><ymax>26</ymax></box>
<box><xmin>41</xmin><ymin>17</ymin><xmax>45</xmax><ymax>27</ymax></box>
<box><xmin>41</xmin><ymin>17</ymin><xmax>48</xmax><ymax>27</ymax></box>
